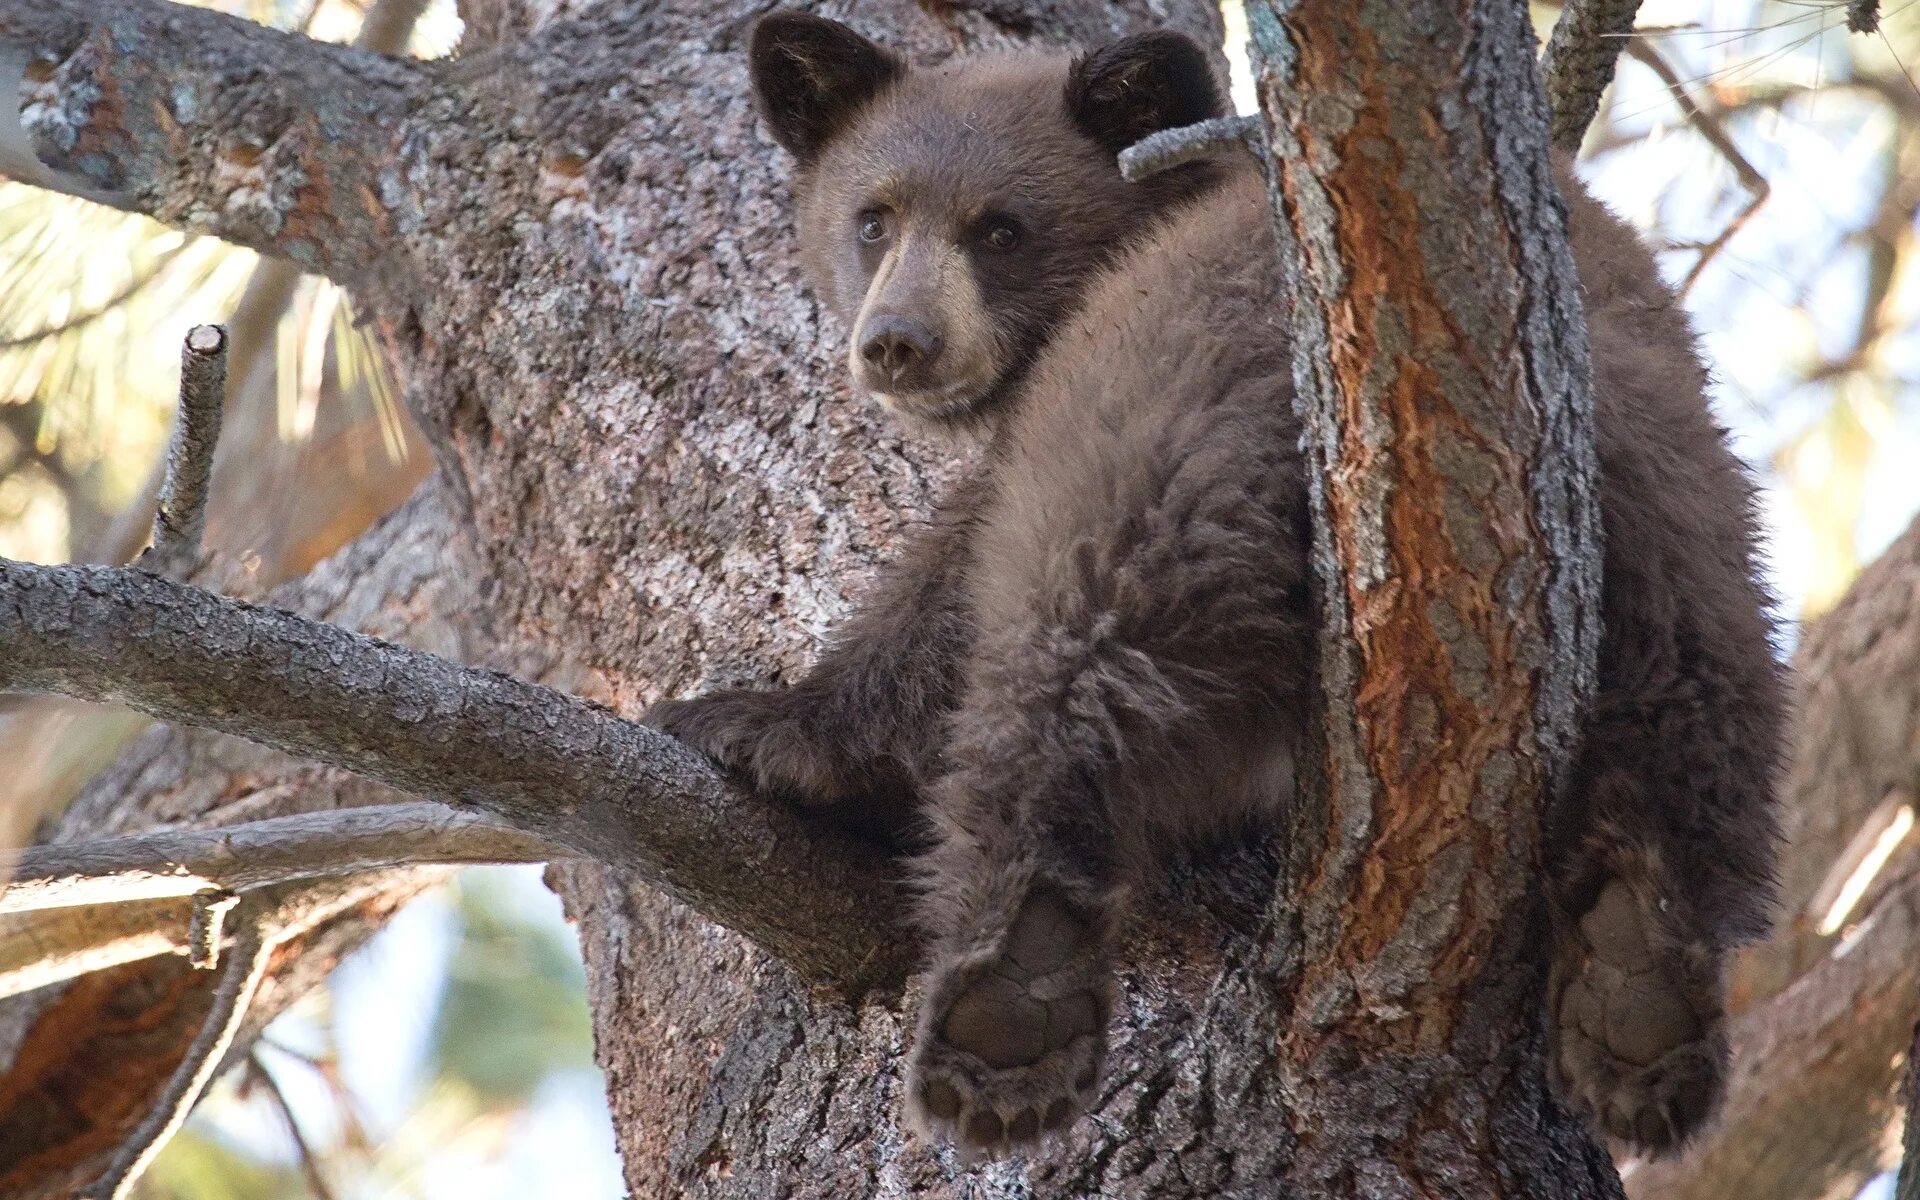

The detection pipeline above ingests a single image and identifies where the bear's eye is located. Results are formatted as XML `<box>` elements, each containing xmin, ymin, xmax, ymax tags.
<box><xmin>980</xmin><ymin>217</ymin><xmax>1021</xmax><ymax>252</ymax></box>
<box><xmin>857</xmin><ymin>210</ymin><xmax>890</xmax><ymax>244</ymax></box>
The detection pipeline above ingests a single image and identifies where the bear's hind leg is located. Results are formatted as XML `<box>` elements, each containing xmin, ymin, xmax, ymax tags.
<box><xmin>904</xmin><ymin>747</ymin><xmax>1122</xmax><ymax>1156</ymax></box>
<box><xmin>1548</xmin><ymin>832</ymin><xmax>1731</xmax><ymax>1155</ymax></box>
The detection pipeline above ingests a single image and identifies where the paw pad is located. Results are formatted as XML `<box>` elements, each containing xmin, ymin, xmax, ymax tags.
<box><xmin>907</xmin><ymin>890</ymin><xmax>1111</xmax><ymax>1157</ymax></box>
<box><xmin>1550</xmin><ymin>877</ymin><xmax>1728</xmax><ymax>1155</ymax></box>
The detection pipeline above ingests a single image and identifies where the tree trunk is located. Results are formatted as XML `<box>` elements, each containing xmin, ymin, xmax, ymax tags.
<box><xmin>1243</xmin><ymin>2</ymin><xmax>1612</xmax><ymax>1194</ymax></box>
<box><xmin>4</xmin><ymin>0</ymin><xmax>1917</xmax><ymax>1196</ymax></box>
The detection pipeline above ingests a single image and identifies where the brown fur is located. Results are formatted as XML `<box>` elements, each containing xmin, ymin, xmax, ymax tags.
<box><xmin>651</xmin><ymin>13</ymin><xmax>1785</xmax><ymax>1161</ymax></box>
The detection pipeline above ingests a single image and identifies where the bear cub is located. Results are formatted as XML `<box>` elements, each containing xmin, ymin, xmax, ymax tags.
<box><xmin>652</xmin><ymin>12</ymin><xmax>1785</xmax><ymax>1160</ymax></box>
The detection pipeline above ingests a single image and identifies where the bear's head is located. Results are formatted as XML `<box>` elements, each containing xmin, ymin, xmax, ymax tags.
<box><xmin>749</xmin><ymin>12</ymin><xmax>1227</xmax><ymax>429</ymax></box>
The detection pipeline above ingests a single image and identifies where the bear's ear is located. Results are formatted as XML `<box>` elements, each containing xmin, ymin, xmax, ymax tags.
<box><xmin>1065</xmin><ymin>31</ymin><xmax>1224</xmax><ymax>156</ymax></box>
<box><xmin>750</xmin><ymin>12</ymin><xmax>904</xmax><ymax>164</ymax></box>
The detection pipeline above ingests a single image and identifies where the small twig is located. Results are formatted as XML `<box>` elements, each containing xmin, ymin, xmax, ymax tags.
<box><xmin>139</xmin><ymin>324</ymin><xmax>227</xmax><ymax>578</ymax></box>
<box><xmin>248</xmin><ymin>1051</ymin><xmax>338</xmax><ymax>1200</ymax></box>
<box><xmin>1119</xmin><ymin>114</ymin><xmax>1266</xmax><ymax>182</ymax></box>
<box><xmin>0</xmin><ymin>802</ymin><xmax>564</xmax><ymax>916</ymax></box>
<box><xmin>1625</xmin><ymin>38</ymin><xmax>1770</xmax><ymax>295</ymax></box>
<box><xmin>1850</xmin><ymin>0</ymin><xmax>1882</xmax><ymax>35</ymax></box>
<box><xmin>187</xmin><ymin>889</ymin><xmax>240</xmax><ymax>969</ymax></box>
<box><xmin>83</xmin><ymin>907</ymin><xmax>274</xmax><ymax>1200</ymax></box>
<box><xmin>1541</xmin><ymin>0</ymin><xmax>1647</xmax><ymax>153</ymax></box>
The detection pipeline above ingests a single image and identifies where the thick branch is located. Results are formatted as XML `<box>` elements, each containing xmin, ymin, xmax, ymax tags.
<box><xmin>0</xmin><ymin>802</ymin><xmax>562</xmax><ymax>915</ymax></box>
<box><xmin>0</xmin><ymin>0</ymin><xmax>428</xmax><ymax>282</ymax></box>
<box><xmin>0</xmin><ymin>558</ymin><xmax>906</xmax><ymax>995</ymax></box>
<box><xmin>1541</xmin><ymin>0</ymin><xmax>1645</xmax><ymax>152</ymax></box>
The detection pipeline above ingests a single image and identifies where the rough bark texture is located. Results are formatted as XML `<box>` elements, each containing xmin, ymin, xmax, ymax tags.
<box><xmin>0</xmin><ymin>2</ymin><xmax>422</xmax><ymax>280</ymax></box>
<box><xmin>3</xmin><ymin>1</ymin><xmax>1353</xmax><ymax>1195</ymax></box>
<box><xmin>0</xmin><ymin>492</ymin><xmax>479</xmax><ymax>1196</ymax></box>
<box><xmin>1541</xmin><ymin>0</ymin><xmax>1644</xmax><ymax>152</ymax></box>
<box><xmin>6</xmin><ymin>0</ymin><xmax>1920</xmax><ymax>1195</ymax></box>
<box><xmin>1243</xmin><ymin>1</ymin><xmax>1610</xmax><ymax>1195</ymax></box>
<box><xmin>0</xmin><ymin>559</ymin><xmax>904</xmax><ymax>992</ymax></box>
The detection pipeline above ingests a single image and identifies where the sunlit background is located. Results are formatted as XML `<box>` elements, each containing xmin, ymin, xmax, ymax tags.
<box><xmin>1</xmin><ymin>0</ymin><xmax>1916</xmax><ymax>1195</ymax></box>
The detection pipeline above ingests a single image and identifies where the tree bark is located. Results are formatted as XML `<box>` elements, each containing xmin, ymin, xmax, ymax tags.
<box><xmin>1244</xmin><ymin>1</ymin><xmax>1612</xmax><ymax>1195</ymax></box>
<box><xmin>0</xmin><ymin>492</ymin><xmax>479</xmax><ymax>1196</ymax></box>
<box><xmin>1900</xmin><ymin>1018</ymin><xmax>1920</xmax><ymax>1200</ymax></box>
<box><xmin>6</xmin><ymin>0</ymin><xmax>1917</xmax><ymax>1196</ymax></box>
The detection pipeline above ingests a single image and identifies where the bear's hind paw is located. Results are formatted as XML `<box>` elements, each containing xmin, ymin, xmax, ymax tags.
<box><xmin>907</xmin><ymin>890</ymin><xmax>1110</xmax><ymax>1158</ymax></box>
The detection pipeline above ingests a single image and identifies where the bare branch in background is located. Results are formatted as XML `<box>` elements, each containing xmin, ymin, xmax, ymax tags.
<box><xmin>0</xmin><ymin>802</ymin><xmax>565</xmax><ymax>916</ymax></box>
<box><xmin>138</xmin><ymin>325</ymin><xmax>227</xmax><ymax>578</ymax></box>
<box><xmin>1625</xmin><ymin>37</ymin><xmax>1769</xmax><ymax>295</ymax></box>
<box><xmin>1901</xmin><ymin>1018</ymin><xmax>1920</xmax><ymax>1200</ymax></box>
<box><xmin>247</xmin><ymin>1051</ymin><xmax>337</xmax><ymax>1200</ymax></box>
<box><xmin>80</xmin><ymin>909</ymin><xmax>273</xmax><ymax>1200</ymax></box>
<box><xmin>0</xmin><ymin>897</ymin><xmax>193</xmax><ymax>999</ymax></box>
<box><xmin>0</xmin><ymin>870</ymin><xmax>408</xmax><ymax>1001</ymax></box>
<box><xmin>1542</xmin><ymin>0</ymin><xmax>1646</xmax><ymax>152</ymax></box>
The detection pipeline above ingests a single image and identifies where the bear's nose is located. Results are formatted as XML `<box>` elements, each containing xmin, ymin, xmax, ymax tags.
<box><xmin>860</xmin><ymin>316</ymin><xmax>943</xmax><ymax>382</ymax></box>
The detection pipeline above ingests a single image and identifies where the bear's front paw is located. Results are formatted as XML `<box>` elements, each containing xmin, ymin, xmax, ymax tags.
<box><xmin>906</xmin><ymin>890</ymin><xmax>1110</xmax><ymax>1159</ymax></box>
<box><xmin>646</xmin><ymin>688</ymin><xmax>861</xmax><ymax>807</ymax></box>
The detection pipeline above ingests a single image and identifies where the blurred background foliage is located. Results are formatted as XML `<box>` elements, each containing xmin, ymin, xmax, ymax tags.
<box><xmin>136</xmin><ymin>868</ymin><xmax>617</xmax><ymax>1200</ymax></box>
<box><xmin>2</xmin><ymin>0</ymin><xmax>1918</xmax><ymax>1196</ymax></box>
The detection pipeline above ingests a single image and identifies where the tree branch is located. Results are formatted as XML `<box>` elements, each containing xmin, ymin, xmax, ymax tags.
<box><xmin>138</xmin><ymin>325</ymin><xmax>227</xmax><ymax>578</ymax></box>
<box><xmin>0</xmin><ymin>870</ymin><xmax>418</xmax><ymax>1000</ymax></box>
<box><xmin>0</xmin><ymin>898</ymin><xmax>192</xmax><ymax>999</ymax></box>
<box><xmin>80</xmin><ymin>906</ymin><xmax>273</xmax><ymax>1200</ymax></box>
<box><xmin>1118</xmin><ymin>114</ymin><xmax>1264</xmax><ymax>182</ymax></box>
<box><xmin>0</xmin><ymin>558</ymin><xmax>909</xmax><ymax>995</ymax></box>
<box><xmin>1541</xmin><ymin>0</ymin><xmax>1645</xmax><ymax>152</ymax></box>
<box><xmin>0</xmin><ymin>0</ymin><xmax>429</xmax><ymax>282</ymax></box>
<box><xmin>1623</xmin><ymin>37</ymin><xmax>1768</xmax><ymax>295</ymax></box>
<box><xmin>246</xmin><ymin>1050</ymin><xmax>337</xmax><ymax>1200</ymax></box>
<box><xmin>0</xmin><ymin>802</ymin><xmax>561</xmax><ymax>915</ymax></box>
<box><xmin>1901</xmin><ymin>1015</ymin><xmax>1920</xmax><ymax>1200</ymax></box>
